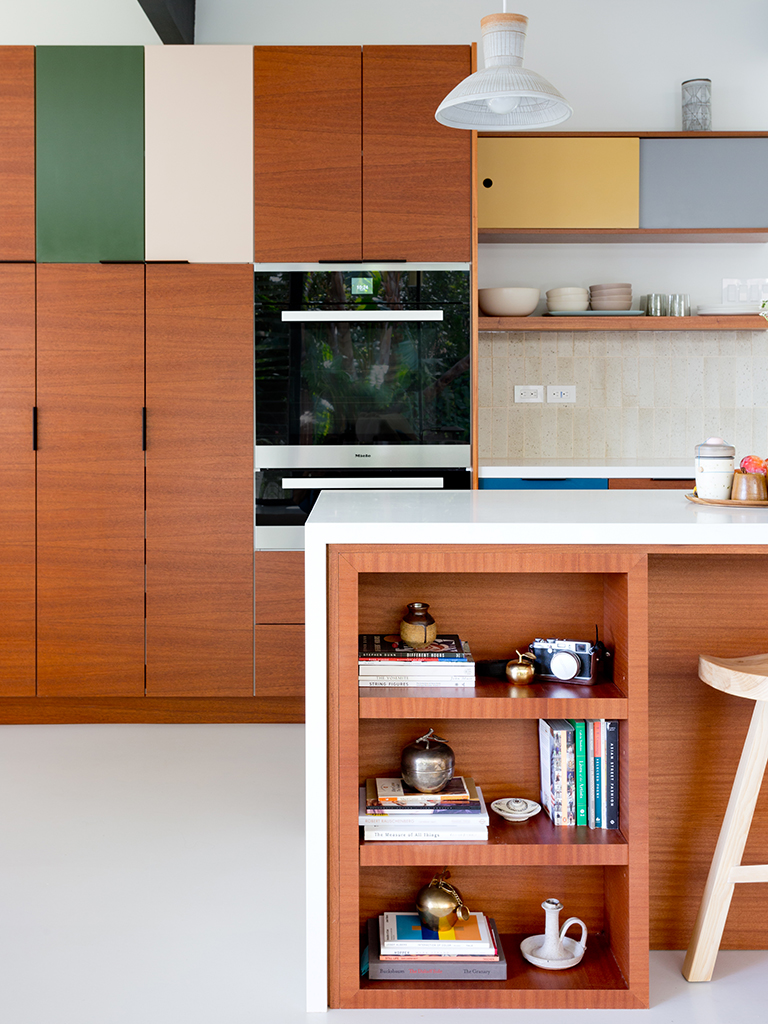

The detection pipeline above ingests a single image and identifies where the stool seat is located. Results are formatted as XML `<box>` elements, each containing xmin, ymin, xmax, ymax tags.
<box><xmin>698</xmin><ymin>652</ymin><xmax>768</xmax><ymax>701</ymax></box>
<box><xmin>683</xmin><ymin>653</ymin><xmax>768</xmax><ymax>982</ymax></box>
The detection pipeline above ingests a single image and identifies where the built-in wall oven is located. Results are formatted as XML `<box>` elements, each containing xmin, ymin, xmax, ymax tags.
<box><xmin>254</xmin><ymin>264</ymin><xmax>471</xmax><ymax>548</ymax></box>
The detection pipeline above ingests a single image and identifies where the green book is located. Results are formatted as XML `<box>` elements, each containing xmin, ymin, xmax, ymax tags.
<box><xmin>568</xmin><ymin>719</ymin><xmax>587</xmax><ymax>826</ymax></box>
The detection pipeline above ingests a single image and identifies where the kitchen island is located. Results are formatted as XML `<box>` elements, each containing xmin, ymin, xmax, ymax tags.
<box><xmin>304</xmin><ymin>488</ymin><xmax>768</xmax><ymax>1011</ymax></box>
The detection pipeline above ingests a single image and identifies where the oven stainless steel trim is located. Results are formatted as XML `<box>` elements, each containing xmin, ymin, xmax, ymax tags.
<box><xmin>281</xmin><ymin>310</ymin><xmax>444</xmax><ymax>322</ymax></box>
<box><xmin>254</xmin><ymin>262</ymin><xmax>472</xmax><ymax>272</ymax></box>
<box><xmin>255</xmin><ymin>445</ymin><xmax>472</xmax><ymax>470</ymax></box>
<box><xmin>254</xmin><ymin>524</ymin><xmax>305</xmax><ymax>551</ymax></box>
<box><xmin>280</xmin><ymin>476</ymin><xmax>443</xmax><ymax>489</ymax></box>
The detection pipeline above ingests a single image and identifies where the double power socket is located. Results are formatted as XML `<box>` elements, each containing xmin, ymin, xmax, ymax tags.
<box><xmin>514</xmin><ymin>384</ymin><xmax>576</xmax><ymax>404</ymax></box>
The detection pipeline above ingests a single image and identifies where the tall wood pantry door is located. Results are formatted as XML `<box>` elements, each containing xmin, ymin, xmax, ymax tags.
<box><xmin>0</xmin><ymin>264</ymin><xmax>36</xmax><ymax>694</ymax></box>
<box><xmin>35</xmin><ymin>264</ymin><xmax>146</xmax><ymax>695</ymax></box>
<box><xmin>145</xmin><ymin>264</ymin><xmax>254</xmax><ymax>696</ymax></box>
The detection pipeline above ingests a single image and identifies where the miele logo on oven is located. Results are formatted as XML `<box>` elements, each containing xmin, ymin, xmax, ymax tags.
<box><xmin>355</xmin><ymin>453</ymin><xmax>371</xmax><ymax>457</ymax></box>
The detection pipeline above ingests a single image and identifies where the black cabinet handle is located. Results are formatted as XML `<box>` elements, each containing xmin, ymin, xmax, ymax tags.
<box><xmin>32</xmin><ymin>407</ymin><xmax>37</xmax><ymax>450</ymax></box>
<box><xmin>142</xmin><ymin>407</ymin><xmax>147</xmax><ymax>451</ymax></box>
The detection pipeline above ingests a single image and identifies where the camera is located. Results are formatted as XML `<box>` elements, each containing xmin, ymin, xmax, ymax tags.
<box><xmin>528</xmin><ymin>637</ymin><xmax>608</xmax><ymax>683</ymax></box>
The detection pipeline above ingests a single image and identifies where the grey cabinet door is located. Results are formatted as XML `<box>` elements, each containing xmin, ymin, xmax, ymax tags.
<box><xmin>639</xmin><ymin>138</ymin><xmax>768</xmax><ymax>228</ymax></box>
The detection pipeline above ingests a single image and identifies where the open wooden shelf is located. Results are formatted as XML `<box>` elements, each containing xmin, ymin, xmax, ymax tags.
<box><xmin>478</xmin><ymin>314</ymin><xmax>767</xmax><ymax>332</ymax></box>
<box><xmin>479</xmin><ymin>227</ymin><xmax>768</xmax><ymax>244</ymax></box>
<box><xmin>328</xmin><ymin>544</ymin><xmax>648</xmax><ymax>1010</ymax></box>
<box><xmin>360</xmin><ymin>816</ymin><xmax>628</xmax><ymax>867</ymax></box>
<box><xmin>358</xmin><ymin>931</ymin><xmax>637</xmax><ymax>1010</ymax></box>
<box><xmin>359</xmin><ymin>678</ymin><xmax>627</xmax><ymax>719</ymax></box>
<box><xmin>359</xmin><ymin>932</ymin><xmax>636</xmax><ymax>1008</ymax></box>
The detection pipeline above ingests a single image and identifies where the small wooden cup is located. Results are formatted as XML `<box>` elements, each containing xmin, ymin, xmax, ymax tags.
<box><xmin>730</xmin><ymin>469</ymin><xmax>768</xmax><ymax>501</ymax></box>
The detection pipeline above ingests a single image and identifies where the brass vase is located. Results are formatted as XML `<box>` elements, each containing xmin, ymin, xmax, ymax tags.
<box><xmin>399</xmin><ymin>601</ymin><xmax>437</xmax><ymax>650</ymax></box>
<box><xmin>400</xmin><ymin>728</ymin><xmax>455</xmax><ymax>793</ymax></box>
<box><xmin>416</xmin><ymin>869</ymin><xmax>470</xmax><ymax>932</ymax></box>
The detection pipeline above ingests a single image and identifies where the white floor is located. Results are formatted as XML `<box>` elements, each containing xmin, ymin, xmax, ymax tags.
<box><xmin>0</xmin><ymin>723</ymin><xmax>765</xmax><ymax>1023</ymax></box>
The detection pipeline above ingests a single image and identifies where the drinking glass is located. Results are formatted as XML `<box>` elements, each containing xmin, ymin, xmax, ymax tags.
<box><xmin>646</xmin><ymin>294</ymin><xmax>667</xmax><ymax>316</ymax></box>
<box><xmin>667</xmin><ymin>294</ymin><xmax>691</xmax><ymax>316</ymax></box>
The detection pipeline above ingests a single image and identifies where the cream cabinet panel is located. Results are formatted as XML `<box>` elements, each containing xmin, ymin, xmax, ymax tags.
<box><xmin>478</xmin><ymin>137</ymin><xmax>639</xmax><ymax>229</ymax></box>
<box><xmin>144</xmin><ymin>45</ymin><xmax>254</xmax><ymax>262</ymax></box>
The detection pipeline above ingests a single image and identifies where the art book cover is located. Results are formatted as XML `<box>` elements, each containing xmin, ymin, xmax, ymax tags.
<box><xmin>358</xmin><ymin>634</ymin><xmax>466</xmax><ymax>659</ymax></box>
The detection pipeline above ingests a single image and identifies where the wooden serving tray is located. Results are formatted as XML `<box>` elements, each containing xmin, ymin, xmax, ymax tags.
<box><xmin>685</xmin><ymin>492</ymin><xmax>768</xmax><ymax>508</ymax></box>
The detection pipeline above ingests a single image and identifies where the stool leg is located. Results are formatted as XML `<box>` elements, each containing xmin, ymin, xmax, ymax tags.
<box><xmin>682</xmin><ymin>699</ymin><xmax>768</xmax><ymax>982</ymax></box>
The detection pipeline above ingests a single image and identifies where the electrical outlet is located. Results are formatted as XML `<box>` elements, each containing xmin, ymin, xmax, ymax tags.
<box><xmin>514</xmin><ymin>385</ymin><xmax>544</xmax><ymax>403</ymax></box>
<box><xmin>547</xmin><ymin>385</ymin><xmax>576</xmax><ymax>403</ymax></box>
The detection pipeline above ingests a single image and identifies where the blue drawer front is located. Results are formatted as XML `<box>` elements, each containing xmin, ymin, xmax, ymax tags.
<box><xmin>479</xmin><ymin>478</ymin><xmax>609</xmax><ymax>490</ymax></box>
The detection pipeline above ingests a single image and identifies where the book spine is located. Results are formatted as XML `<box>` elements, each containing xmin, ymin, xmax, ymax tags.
<box><xmin>586</xmin><ymin>720</ymin><xmax>597</xmax><ymax>829</ymax></box>
<box><xmin>358</xmin><ymin>666</ymin><xmax>475</xmax><ymax>675</ymax></box>
<box><xmin>568</xmin><ymin>719</ymin><xmax>587</xmax><ymax>826</ymax></box>
<box><xmin>593</xmin><ymin>720</ymin><xmax>603</xmax><ymax>828</ymax></box>
<box><xmin>563</xmin><ymin>722</ymin><xmax>576</xmax><ymax>826</ymax></box>
<box><xmin>358</xmin><ymin>655</ymin><xmax>469</xmax><ymax>663</ymax></box>
<box><xmin>358</xmin><ymin>677</ymin><xmax>474</xmax><ymax>686</ymax></box>
<box><xmin>368</xmin><ymin>960</ymin><xmax>507</xmax><ymax>980</ymax></box>
<box><xmin>604</xmin><ymin>719</ymin><xmax>619</xmax><ymax>829</ymax></box>
<box><xmin>364</xmin><ymin>829</ymin><xmax>488</xmax><ymax>840</ymax></box>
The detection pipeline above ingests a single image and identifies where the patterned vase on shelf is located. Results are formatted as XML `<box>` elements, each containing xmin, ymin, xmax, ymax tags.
<box><xmin>399</xmin><ymin>601</ymin><xmax>437</xmax><ymax>650</ymax></box>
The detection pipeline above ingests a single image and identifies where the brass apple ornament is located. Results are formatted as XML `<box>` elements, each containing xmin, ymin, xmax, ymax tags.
<box><xmin>506</xmin><ymin>650</ymin><xmax>536</xmax><ymax>684</ymax></box>
<box><xmin>416</xmin><ymin>869</ymin><xmax>470</xmax><ymax>932</ymax></box>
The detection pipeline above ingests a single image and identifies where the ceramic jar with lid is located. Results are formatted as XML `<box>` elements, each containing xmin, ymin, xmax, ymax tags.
<box><xmin>695</xmin><ymin>437</ymin><xmax>735</xmax><ymax>499</ymax></box>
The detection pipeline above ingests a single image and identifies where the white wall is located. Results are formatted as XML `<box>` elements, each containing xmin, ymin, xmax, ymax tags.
<box><xmin>197</xmin><ymin>0</ymin><xmax>768</xmax><ymax>131</ymax></box>
<box><xmin>0</xmin><ymin>0</ymin><xmax>160</xmax><ymax>44</ymax></box>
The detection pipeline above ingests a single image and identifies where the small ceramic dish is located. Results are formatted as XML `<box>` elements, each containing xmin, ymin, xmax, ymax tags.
<box><xmin>491</xmin><ymin>797</ymin><xmax>541</xmax><ymax>821</ymax></box>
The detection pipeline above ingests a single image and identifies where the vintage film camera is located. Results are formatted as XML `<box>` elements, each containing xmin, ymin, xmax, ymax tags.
<box><xmin>528</xmin><ymin>634</ymin><xmax>609</xmax><ymax>684</ymax></box>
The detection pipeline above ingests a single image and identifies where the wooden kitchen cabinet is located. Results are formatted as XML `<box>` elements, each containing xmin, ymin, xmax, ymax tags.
<box><xmin>144</xmin><ymin>45</ymin><xmax>254</xmax><ymax>263</ymax></box>
<box><xmin>608</xmin><ymin>478</ymin><xmax>694</xmax><ymax>490</ymax></box>
<box><xmin>253</xmin><ymin>45</ymin><xmax>471</xmax><ymax>262</ymax></box>
<box><xmin>36</xmin><ymin>264</ymin><xmax>146</xmax><ymax>695</ymax></box>
<box><xmin>0</xmin><ymin>264</ymin><xmax>36</xmax><ymax>694</ymax></box>
<box><xmin>327</xmin><ymin>544</ymin><xmax>648</xmax><ymax>1009</ymax></box>
<box><xmin>0</xmin><ymin>46</ymin><xmax>35</xmax><ymax>261</ymax></box>
<box><xmin>35</xmin><ymin>47</ymin><xmax>144</xmax><ymax>262</ymax></box>
<box><xmin>145</xmin><ymin>264</ymin><xmax>254</xmax><ymax>697</ymax></box>
<box><xmin>254</xmin><ymin>551</ymin><xmax>305</xmax><ymax>708</ymax></box>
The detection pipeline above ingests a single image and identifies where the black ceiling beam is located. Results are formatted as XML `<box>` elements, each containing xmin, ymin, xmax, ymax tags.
<box><xmin>137</xmin><ymin>0</ymin><xmax>195</xmax><ymax>45</ymax></box>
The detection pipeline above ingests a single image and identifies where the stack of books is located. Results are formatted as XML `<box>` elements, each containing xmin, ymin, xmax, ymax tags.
<box><xmin>358</xmin><ymin>633</ymin><xmax>475</xmax><ymax>687</ymax></box>
<box><xmin>364</xmin><ymin>911</ymin><xmax>507</xmax><ymax>980</ymax></box>
<box><xmin>360</xmin><ymin>776</ymin><xmax>489</xmax><ymax>841</ymax></box>
<box><xmin>538</xmin><ymin>718</ymin><xmax>619</xmax><ymax>829</ymax></box>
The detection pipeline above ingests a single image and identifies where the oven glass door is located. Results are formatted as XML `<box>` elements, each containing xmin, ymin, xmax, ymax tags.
<box><xmin>255</xmin><ymin>269</ymin><xmax>470</xmax><ymax>451</ymax></box>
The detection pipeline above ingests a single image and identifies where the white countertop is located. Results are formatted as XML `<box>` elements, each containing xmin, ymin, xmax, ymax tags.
<box><xmin>301</xmin><ymin>486</ymin><xmax>768</xmax><ymax>1010</ymax></box>
<box><xmin>478</xmin><ymin>458</ymin><xmax>694</xmax><ymax>479</ymax></box>
<box><xmin>305</xmin><ymin>487</ymin><xmax>768</xmax><ymax>546</ymax></box>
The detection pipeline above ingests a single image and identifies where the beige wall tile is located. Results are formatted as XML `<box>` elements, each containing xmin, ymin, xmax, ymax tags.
<box><xmin>556</xmin><ymin>407</ymin><xmax>574</xmax><ymax>458</ymax></box>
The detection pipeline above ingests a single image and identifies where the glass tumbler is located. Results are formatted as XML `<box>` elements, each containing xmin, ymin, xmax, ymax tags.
<box><xmin>667</xmin><ymin>294</ymin><xmax>691</xmax><ymax>316</ymax></box>
<box><xmin>682</xmin><ymin>79</ymin><xmax>712</xmax><ymax>131</ymax></box>
<box><xmin>646</xmin><ymin>294</ymin><xmax>667</xmax><ymax>316</ymax></box>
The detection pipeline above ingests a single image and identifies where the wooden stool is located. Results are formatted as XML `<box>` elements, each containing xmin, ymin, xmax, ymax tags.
<box><xmin>682</xmin><ymin>653</ymin><xmax>768</xmax><ymax>982</ymax></box>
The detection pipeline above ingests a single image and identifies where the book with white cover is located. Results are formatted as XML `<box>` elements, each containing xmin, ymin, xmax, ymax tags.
<box><xmin>359</xmin><ymin>785</ymin><xmax>489</xmax><ymax>826</ymax></box>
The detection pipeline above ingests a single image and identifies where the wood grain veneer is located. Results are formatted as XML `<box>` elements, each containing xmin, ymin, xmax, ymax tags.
<box><xmin>648</xmin><ymin>553</ymin><xmax>768</xmax><ymax>950</ymax></box>
<box><xmin>0</xmin><ymin>46</ymin><xmax>35</xmax><ymax>260</ymax></box>
<box><xmin>145</xmin><ymin>264</ymin><xmax>254</xmax><ymax>696</ymax></box>
<box><xmin>362</xmin><ymin>46</ymin><xmax>471</xmax><ymax>262</ymax></box>
<box><xmin>327</xmin><ymin>544</ymin><xmax>648</xmax><ymax>1009</ymax></box>
<box><xmin>0</xmin><ymin>264</ymin><xmax>36</xmax><ymax>694</ymax></box>
<box><xmin>478</xmin><ymin>314</ymin><xmax>768</xmax><ymax>331</ymax></box>
<box><xmin>254</xmin><ymin>46</ymin><xmax>362</xmax><ymax>261</ymax></box>
<box><xmin>36</xmin><ymin>264</ymin><xmax>146</xmax><ymax>695</ymax></box>
<box><xmin>254</xmin><ymin>550</ymin><xmax>304</xmax><ymax>623</ymax></box>
<box><xmin>254</xmin><ymin>624</ymin><xmax>304</xmax><ymax>699</ymax></box>
<box><xmin>0</xmin><ymin>696</ymin><xmax>304</xmax><ymax>724</ymax></box>
<box><xmin>608</xmin><ymin>478</ymin><xmax>694</xmax><ymax>489</ymax></box>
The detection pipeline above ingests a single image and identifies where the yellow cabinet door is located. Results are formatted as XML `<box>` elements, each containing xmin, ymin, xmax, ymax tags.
<box><xmin>478</xmin><ymin>137</ymin><xmax>639</xmax><ymax>229</ymax></box>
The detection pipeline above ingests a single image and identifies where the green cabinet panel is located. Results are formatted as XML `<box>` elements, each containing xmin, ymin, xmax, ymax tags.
<box><xmin>36</xmin><ymin>47</ymin><xmax>144</xmax><ymax>262</ymax></box>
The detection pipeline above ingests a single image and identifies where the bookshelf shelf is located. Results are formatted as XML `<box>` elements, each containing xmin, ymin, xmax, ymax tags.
<box><xmin>328</xmin><ymin>544</ymin><xmax>648</xmax><ymax>1010</ymax></box>
<box><xmin>358</xmin><ymin>931</ymin><xmax>636</xmax><ymax>1009</ymax></box>
<box><xmin>360</xmin><ymin>817</ymin><xmax>629</xmax><ymax>867</ymax></box>
<box><xmin>359</xmin><ymin>679</ymin><xmax>627</xmax><ymax>720</ymax></box>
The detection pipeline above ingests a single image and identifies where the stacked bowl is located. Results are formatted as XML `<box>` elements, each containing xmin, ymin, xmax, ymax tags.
<box><xmin>546</xmin><ymin>286</ymin><xmax>589</xmax><ymax>312</ymax></box>
<box><xmin>589</xmin><ymin>283</ymin><xmax>632</xmax><ymax>311</ymax></box>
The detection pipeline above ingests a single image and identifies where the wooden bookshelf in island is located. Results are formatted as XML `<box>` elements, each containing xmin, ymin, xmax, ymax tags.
<box><xmin>326</xmin><ymin>543</ymin><xmax>649</xmax><ymax>1010</ymax></box>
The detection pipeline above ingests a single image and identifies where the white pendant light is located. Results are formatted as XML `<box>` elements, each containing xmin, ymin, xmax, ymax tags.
<box><xmin>436</xmin><ymin>10</ymin><xmax>572</xmax><ymax>130</ymax></box>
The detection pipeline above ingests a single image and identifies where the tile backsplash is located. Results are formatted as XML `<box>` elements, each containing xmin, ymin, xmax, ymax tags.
<box><xmin>478</xmin><ymin>330</ymin><xmax>768</xmax><ymax>461</ymax></box>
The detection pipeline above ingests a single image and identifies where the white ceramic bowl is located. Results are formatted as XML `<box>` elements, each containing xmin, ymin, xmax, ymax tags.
<box><xmin>546</xmin><ymin>286</ymin><xmax>588</xmax><ymax>298</ymax></box>
<box><xmin>589</xmin><ymin>283</ymin><xmax>631</xmax><ymax>292</ymax></box>
<box><xmin>479</xmin><ymin>287</ymin><xmax>540</xmax><ymax>317</ymax></box>
<box><xmin>590</xmin><ymin>298</ymin><xmax>633</xmax><ymax>310</ymax></box>
<box><xmin>590</xmin><ymin>286</ymin><xmax>632</xmax><ymax>296</ymax></box>
<box><xmin>547</xmin><ymin>298</ymin><xmax>590</xmax><ymax>312</ymax></box>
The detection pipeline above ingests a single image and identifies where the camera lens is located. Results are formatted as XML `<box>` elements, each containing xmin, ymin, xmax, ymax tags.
<box><xmin>550</xmin><ymin>650</ymin><xmax>580</xmax><ymax>680</ymax></box>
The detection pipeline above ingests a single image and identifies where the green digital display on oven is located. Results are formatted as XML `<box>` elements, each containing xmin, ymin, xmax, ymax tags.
<box><xmin>351</xmin><ymin>276</ymin><xmax>373</xmax><ymax>295</ymax></box>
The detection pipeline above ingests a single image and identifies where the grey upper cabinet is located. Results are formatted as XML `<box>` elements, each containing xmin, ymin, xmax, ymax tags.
<box><xmin>639</xmin><ymin>138</ymin><xmax>768</xmax><ymax>228</ymax></box>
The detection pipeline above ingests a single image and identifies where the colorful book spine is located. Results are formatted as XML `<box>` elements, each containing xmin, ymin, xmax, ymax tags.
<box><xmin>568</xmin><ymin>719</ymin><xmax>587</xmax><ymax>826</ymax></box>
<box><xmin>590</xmin><ymin>719</ymin><xmax>603</xmax><ymax>828</ymax></box>
<box><xmin>604</xmin><ymin>718</ymin><xmax>620</xmax><ymax>829</ymax></box>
